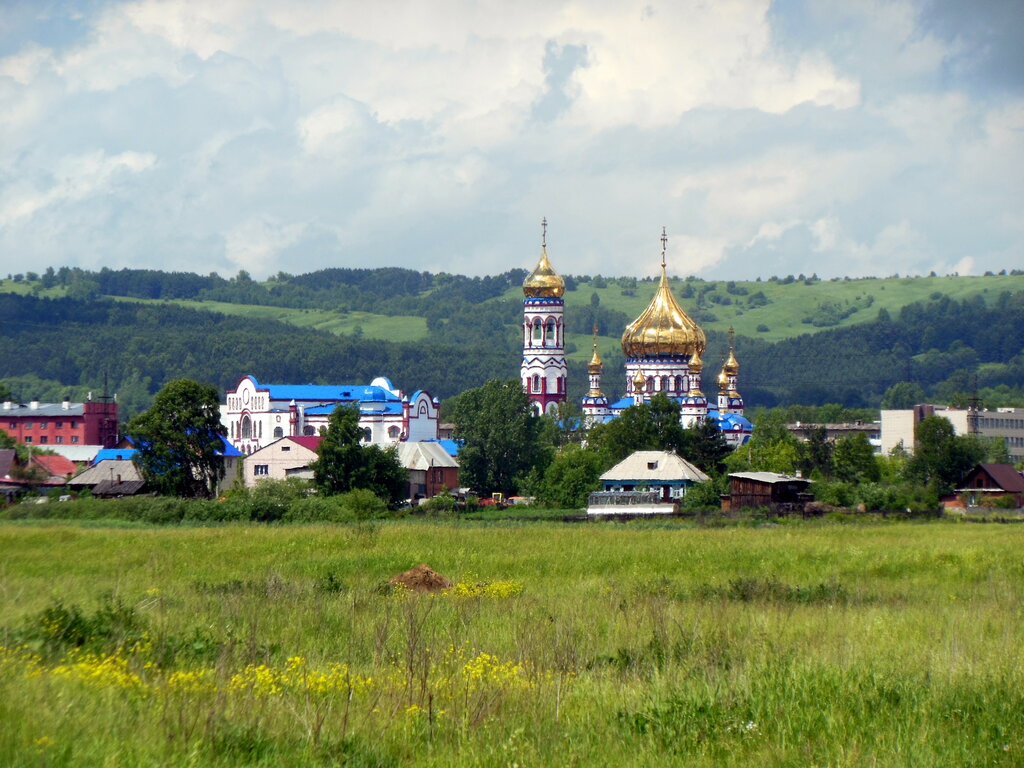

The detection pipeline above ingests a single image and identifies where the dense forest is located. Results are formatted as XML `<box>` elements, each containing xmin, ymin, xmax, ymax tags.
<box><xmin>2</xmin><ymin>266</ymin><xmax>1023</xmax><ymax>418</ymax></box>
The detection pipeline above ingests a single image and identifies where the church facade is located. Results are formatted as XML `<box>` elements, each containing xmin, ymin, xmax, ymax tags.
<box><xmin>221</xmin><ymin>375</ymin><xmax>439</xmax><ymax>455</ymax></box>
<box><xmin>522</xmin><ymin>223</ymin><xmax>752</xmax><ymax>447</ymax></box>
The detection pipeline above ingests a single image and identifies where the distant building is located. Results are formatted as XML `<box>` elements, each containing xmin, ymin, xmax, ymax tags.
<box><xmin>788</xmin><ymin>421</ymin><xmax>881</xmax><ymax>453</ymax></box>
<box><xmin>243</xmin><ymin>436</ymin><xmax>321</xmax><ymax>486</ymax></box>
<box><xmin>396</xmin><ymin>442</ymin><xmax>459</xmax><ymax>500</ymax></box>
<box><xmin>1</xmin><ymin>395</ymin><xmax>118</xmax><ymax>457</ymax></box>
<box><xmin>221</xmin><ymin>375</ymin><xmax>440</xmax><ymax>455</ymax></box>
<box><xmin>520</xmin><ymin>219</ymin><xmax>568</xmax><ymax>416</ymax></box>
<box><xmin>68</xmin><ymin>459</ymin><xmax>148</xmax><ymax>498</ymax></box>
<box><xmin>880</xmin><ymin>405</ymin><xmax>1024</xmax><ymax>462</ymax></box>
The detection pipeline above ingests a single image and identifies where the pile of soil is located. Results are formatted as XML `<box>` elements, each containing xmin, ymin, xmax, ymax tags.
<box><xmin>388</xmin><ymin>563</ymin><xmax>452</xmax><ymax>593</ymax></box>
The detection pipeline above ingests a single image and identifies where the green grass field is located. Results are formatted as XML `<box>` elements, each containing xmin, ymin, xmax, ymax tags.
<box><xmin>2</xmin><ymin>519</ymin><xmax>1022</xmax><ymax>766</ymax></box>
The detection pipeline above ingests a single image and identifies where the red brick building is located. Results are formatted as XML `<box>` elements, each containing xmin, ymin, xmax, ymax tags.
<box><xmin>1</xmin><ymin>397</ymin><xmax>118</xmax><ymax>449</ymax></box>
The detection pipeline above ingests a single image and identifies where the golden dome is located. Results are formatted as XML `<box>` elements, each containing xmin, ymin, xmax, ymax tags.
<box><xmin>588</xmin><ymin>342</ymin><xmax>603</xmax><ymax>375</ymax></box>
<box><xmin>723</xmin><ymin>327</ymin><xmax>739</xmax><ymax>374</ymax></box>
<box><xmin>524</xmin><ymin>221</ymin><xmax>564</xmax><ymax>298</ymax></box>
<box><xmin>587</xmin><ymin>334</ymin><xmax>604</xmax><ymax>397</ymax></box>
<box><xmin>633</xmin><ymin>368</ymin><xmax>647</xmax><ymax>393</ymax></box>
<box><xmin>717</xmin><ymin>368</ymin><xmax>730</xmax><ymax>392</ymax></box>
<box><xmin>621</xmin><ymin>262</ymin><xmax>705</xmax><ymax>359</ymax></box>
<box><xmin>523</xmin><ymin>246</ymin><xmax>565</xmax><ymax>298</ymax></box>
<box><xmin>689</xmin><ymin>349</ymin><xmax>704</xmax><ymax>396</ymax></box>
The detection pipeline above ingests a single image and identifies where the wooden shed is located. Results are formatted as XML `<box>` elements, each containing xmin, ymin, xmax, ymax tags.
<box><xmin>727</xmin><ymin>472</ymin><xmax>812</xmax><ymax>513</ymax></box>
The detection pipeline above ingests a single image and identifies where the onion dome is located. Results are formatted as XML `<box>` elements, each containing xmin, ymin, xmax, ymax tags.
<box><xmin>717</xmin><ymin>368</ymin><xmax>730</xmax><ymax>393</ymax></box>
<box><xmin>588</xmin><ymin>341</ymin><xmax>603</xmax><ymax>376</ymax></box>
<box><xmin>621</xmin><ymin>229</ymin><xmax>705</xmax><ymax>359</ymax></box>
<box><xmin>689</xmin><ymin>349</ymin><xmax>704</xmax><ymax>396</ymax></box>
<box><xmin>633</xmin><ymin>368</ymin><xmax>647</xmax><ymax>393</ymax></box>
<box><xmin>723</xmin><ymin>327</ymin><xmax>739</xmax><ymax>375</ymax></box>
<box><xmin>523</xmin><ymin>217</ymin><xmax>565</xmax><ymax>298</ymax></box>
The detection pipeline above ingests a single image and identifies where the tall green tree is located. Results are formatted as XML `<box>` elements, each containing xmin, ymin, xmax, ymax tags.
<box><xmin>128</xmin><ymin>379</ymin><xmax>225</xmax><ymax>498</ymax></box>
<box><xmin>905</xmin><ymin>415</ymin><xmax>985</xmax><ymax>492</ymax></box>
<box><xmin>588</xmin><ymin>393</ymin><xmax>687</xmax><ymax>464</ymax></box>
<box><xmin>833</xmin><ymin>432</ymin><xmax>880</xmax><ymax>482</ymax></box>
<box><xmin>881</xmin><ymin>381</ymin><xmax>926</xmax><ymax>409</ymax></box>
<box><xmin>445</xmin><ymin>379</ymin><xmax>546</xmax><ymax>495</ymax></box>
<box><xmin>311</xmin><ymin>405</ymin><xmax>407</xmax><ymax>503</ymax></box>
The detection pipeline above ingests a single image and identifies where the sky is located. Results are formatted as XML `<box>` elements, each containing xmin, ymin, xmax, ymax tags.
<box><xmin>1</xmin><ymin>0</ymin><xmax>1022</xmax><ymax>282</ymax></box>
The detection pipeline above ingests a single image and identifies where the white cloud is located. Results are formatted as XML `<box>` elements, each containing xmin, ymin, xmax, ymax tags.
<box><xmin>0</xmin><ymin>0</ymin><xmax>1020</xmax><ymax>281</ymax></box>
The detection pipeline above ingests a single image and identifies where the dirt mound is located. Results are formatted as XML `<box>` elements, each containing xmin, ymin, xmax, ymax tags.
<box><xmin>388</xmin><ymin>563</ymin><xmax>452</xmax><ymax>593</ymax></box>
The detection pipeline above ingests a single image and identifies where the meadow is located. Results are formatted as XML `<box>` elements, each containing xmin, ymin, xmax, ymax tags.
<box><xmin>2</xmin><ymin>519</ymin><xmax>1022</xmax><ymax>767</ymax></box>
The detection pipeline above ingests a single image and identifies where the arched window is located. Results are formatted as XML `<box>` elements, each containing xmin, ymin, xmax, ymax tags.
<box><xmin>545</xmin><ymin>318</ymin><xmax>556</xmax><ymax>345</ymax></box>
<box><xmin>273</xmin><ymin>426</ymin><xmax>283</xmax><ymax>438</ymax></box>
<box><xmin>646</xmin><ymin>377</ymin><xmax>654</xmax><ymax>393</ymax></box>
<box><xmin>532</xmin><ymin>319</ymin><xmax>543</xmax><ymax>343</ymax></box>
<box><xmin>675</xmin><ymin>376</ymin><xmax>685</xmax><ymax>392</ymax></box>
<box><xmin>362</xmin><ymin>428</ymin><xmax>372</xmax><ymax>442</ymax></box>
<box><xmin>241</xmin><ymin>415</ymin><xmax>251</xmax><ymax>439</ymax></box>
<box><xmin>388</xmin><ymin>425</ymin><xmax>401</xmax><ymax>439</ymax></box>
<box><xmin>660</xmin><ymin>376</ymin><xmax>669</xmax><ymax>392</ymax></box>
<box><xmin>532</xmin><ymin>373</ymin><xmax>541</xmax><ymax>393</ymax></box>
<box><xmin>303</xmin><ymin>425</ymin><xmax>315</xmax><ymax>436</ymax></box>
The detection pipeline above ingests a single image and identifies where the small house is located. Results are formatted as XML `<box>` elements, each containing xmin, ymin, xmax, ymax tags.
<box><xmin>599</xmin><ymin>451</ymin><xmax>709</xmax><ymax>502</ymax></box>
<box><xmin>396</xmin><ymin>442</ymin><xmax>459</xmax><ymax>500</ymax></box>
<box><xmin>955</xmin><ymin>464</ymin><xmax>1024</xmax><ymax>508</ymax></box>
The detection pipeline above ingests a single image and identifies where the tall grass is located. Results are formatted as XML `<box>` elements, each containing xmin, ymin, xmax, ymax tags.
<box><xmin>1</xmin><ymin>520</ymin><xmax>1022</xmax><ymax>766</ymax></box>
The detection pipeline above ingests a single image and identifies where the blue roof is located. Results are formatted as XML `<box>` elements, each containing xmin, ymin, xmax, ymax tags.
<box><xmin>93</xmin><ymin>448</ymin><xmax>137</xmax><ymax>464</ymax></box>
<box><xmin>218</xmin><ymin>436</ymin><xmax>244</xmax><ymax>457</ymax></box>
<box><xmin>246</xmin><ymin>376</ymin><xmax>400</xmax><ymax>403</ymax></box>
<box><xmin>426</xmin><ymin>439</ymin><xmax>461</xmax><ymax>457</ymax></box>
<box><xmin>120</xmin><ymin>434</ymin><xmax>243</xmax><ymax>458</ymax></box>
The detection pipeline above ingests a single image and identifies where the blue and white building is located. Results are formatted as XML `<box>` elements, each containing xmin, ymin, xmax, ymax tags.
<box><xmin>221</xmin><ymin>375</ymin><xmax>440</xmax><ymax>455</ymax></box>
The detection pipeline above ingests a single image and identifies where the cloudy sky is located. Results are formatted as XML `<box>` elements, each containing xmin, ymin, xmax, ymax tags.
<box><xmin>1</xmin><ymin>0</ymin><xmax>1022</xmax><ymax>281</ymax></box>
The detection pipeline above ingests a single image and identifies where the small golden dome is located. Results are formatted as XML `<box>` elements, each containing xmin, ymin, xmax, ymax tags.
<box><xmin>717</xmin><ymin>368</ymin><xmax>730</xmax><ymax>392</ymax></box>
<box><xmin>621</xmin><ymin>263</ymin><xmax>705</xmax><ymax>359</ymax></box>
<box><xmin>689</xmin><ymin>348</ymin><xmax>704</xmax><ymax>372</ymax></box>
<box><xmin>588</xmin><ymin>342</ymin><xmax>603</xmax><ymax>375</ymax></box>
<box><xmin>633</xmin><ymin>368</ymin><xmax>647</xmax><ymax>393</ymax></box>
<box><xmin>723</xmin><ymin>327</ymin><xmax>739</xmax><ymax>374</ymax></box>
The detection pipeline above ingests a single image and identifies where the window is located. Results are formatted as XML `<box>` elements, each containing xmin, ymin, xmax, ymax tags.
<box><xmin>532</xmin><ymin>319</ymin><xmax>542</xmax><ymax>343</ymax></box>
<box><xmin>280</xmin><ymin>445</ymin><xmax>291</xmax><ymax>452</ymax></box>
<box><xmin>303</xmin><ymin>425</ymin><xmax>315</xmax><ymax>436</ymax></box>
<box><xmin>254</xmin><ymin>465</ymin><xmax>269</xmax><ymax>476</ymax></box>
<box><xmin>24</xmin><ymin>422</ymin><xmax>32</xmax><ymax>429</ymax></box>
<box><xmin>55</xmin><ymin>436</ymin><xmax>63</xmax><ymax>444</ymax></box>
<box><xmin>55</xmin><ymin>421</ymin><xmax>63</xmax><ymax>428</ymax></box>
<box><xmin>40</xmin><ymin>436</ymin><xmax>48</xmax><ymax>444</ymax></box>
<box><xmin>545</xmin><ymin>318</ymin><xmax>556</xmax><ymax>345</ymax></box>
<box><xmin>273</xmin><ymin>427</ymin><xmax>283</xmax><ymax>438</ymax></box>
<box><xmin>71</xmin><ymin>421</ymin><xmax>78</xmax><ymax>428</ymax></box>
<box><xmin>388</xmin><ymin>426</ymin><xmax>401</xmax><ymax>439</ymax></box>
<box><xmin>39</xmin><ymin>422</ymin><xmax>48</xmax><ymax>429</ymax></box>
<box><xmin>71</xmin><ymin>436</ymin><xmax>79</xmax><ymax>443</ymax></box>
<box><xmin>533</xmin><ymin>373</ymin><xmax>541</xmax><ymax>393</ymax></box>
<box><xmin>647</xmin><ymin>461</ymin><xmax>658</xmax><ymax>470</ymax></box>
<box><xmin>24</xmin><ymin>437</ymin><xmax>31</xmax><ymax>443</ymax></box>
<box><xmin>241</xmin><ymin>415</ymin><xmax>252</xmax><ymax>439</ymax></box>
<box><xmin>362</xmin><ymin>428</ymin><xmax>372</xmax><ymax>442</ymax></box>
<box><xmin>660</xmin><ymin>376</ymin><xmax>669</xmax><ymax>392</ymax></box>
<box><xmin>8</xmin><ymin>422</ymin><xmax>14</xmax><ymax>429</ymax></box>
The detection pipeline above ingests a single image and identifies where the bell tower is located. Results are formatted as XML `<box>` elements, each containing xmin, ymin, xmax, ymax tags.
<box><xmin>521</xmin><ymin>218</ymin><xmax>567</xmax><ymax>416</ymax></box>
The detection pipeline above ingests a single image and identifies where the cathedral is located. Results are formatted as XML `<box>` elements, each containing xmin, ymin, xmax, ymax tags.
<box><xmin>521</xmin><ymin>223</ymin><xmax>753</xmax><ymax>447</ymax></box>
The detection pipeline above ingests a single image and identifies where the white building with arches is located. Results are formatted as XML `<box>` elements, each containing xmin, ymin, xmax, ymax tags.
<box><xmin>220</xmin><ymin>375</ymin><xmax>440</xmax><ymax>455</ymax></box>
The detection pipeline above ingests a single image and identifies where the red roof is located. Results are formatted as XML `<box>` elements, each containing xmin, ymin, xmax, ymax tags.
<box><xmin>287</xmin><ymin>436</ymin><xmax>323</xmax><ymax>451</ymax></box>
<box><xmin>977</xmin><ymin>464</ymin><xmax>1024</xmax><ymax>492</ymax></box>
<box><xmin>32</xmin><ymin>454</ymin><xmax>78</xmax><ymax>479</ymax></box>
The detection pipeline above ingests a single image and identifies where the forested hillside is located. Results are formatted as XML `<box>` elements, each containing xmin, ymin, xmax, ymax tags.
<box><xmin>2</xmin><ymin>266</ymin><xmax>1023</xmax><ymax>418</ymax></box>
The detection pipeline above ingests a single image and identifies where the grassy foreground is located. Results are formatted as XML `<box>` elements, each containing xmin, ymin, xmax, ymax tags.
<box><xmin>1</xmin><ymin>520</ymin><xmax>1022</xmax><ymax>767</ymax></box>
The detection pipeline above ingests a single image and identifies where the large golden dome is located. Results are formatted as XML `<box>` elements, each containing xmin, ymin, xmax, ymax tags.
<box><xmin>523</xmin><ymin>247</ymin><xmax>565</xmax><ymax>298</ymax></box>
<box><xmin>621</xmin><ymin>261</ymin><xmax>705</xmax><ymax>359</ymax></box>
